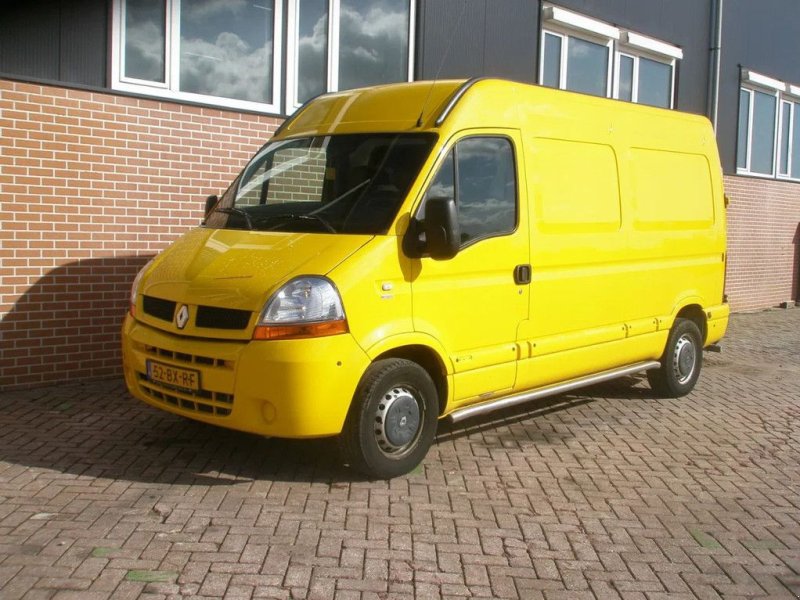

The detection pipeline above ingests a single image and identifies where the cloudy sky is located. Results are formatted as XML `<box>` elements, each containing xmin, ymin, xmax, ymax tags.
<box><xmin>124</xmin><ymin>0</ymin><xmax>410</xmax><ymax>105</ymax></box>
<box><xmin>179</xmin><ymin>0</ymin><xmax>274</xmax><ymax>103</ymax></box>
<box><xmin>124</xmin><ymin>0</ymin><xmax>166</xmax><ymax>82</ymax></box>
<box><xmin>296</xmin><ymin>0</ymin><xmax>409</xmax><ymax>103</ymax></box>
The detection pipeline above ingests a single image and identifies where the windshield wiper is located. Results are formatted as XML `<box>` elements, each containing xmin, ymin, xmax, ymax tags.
<box><xmin>312</xmin><ymin>178</ymin><xmax>371</xmax><ymax>214</ymax></box>
<box><xmin>215</xmin><ymin>207</ymin><xmax>254</xmax><ymax>230</ymax></box>
<box><xmin>260</xmin><ymin>213</ymin><xmax>336</xmax><ymax>233</ymax></box>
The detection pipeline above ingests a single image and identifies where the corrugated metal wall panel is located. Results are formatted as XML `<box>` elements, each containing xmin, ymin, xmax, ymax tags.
<box><xmin>554</xmin><ymin>0</ymin><xmax>713</xmax><ymax>116</ymax></box>
<box><xmin>0</xmin><ymin>0</ymin><xmax>107</xmax><ymax>87</ymax></box>
<box><xmin>0</xmin><ymin>0</ymin><xmax>61</xmax><ymax>81</ymax></box>
<box><xmin>60</xmin><ymin>0</ymin><xmax>108</xmax><ymax>87</ymax></box>
<box><xmin>417</xmin><ymin>0</ymin><xmax>487</xmax><ymax>80</ymax></box>
<box><xmin>484</xmin><ymin>0</ymin><xmax>539</xmax><ymax>83</ymax></box>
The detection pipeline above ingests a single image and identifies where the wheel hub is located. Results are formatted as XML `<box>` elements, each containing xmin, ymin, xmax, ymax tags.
<box><xmin>374</xmin><ymin>387</ymin><xmax>421</xmax><ymax>455</ymax></box>
<box><xmin>673</xmin><ymin>334</ymin><xmax>696</xmax><ymax>384</ymax></box>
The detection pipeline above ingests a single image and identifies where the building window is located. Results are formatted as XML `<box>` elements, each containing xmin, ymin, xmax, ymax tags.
<box><xmin>540</xmin><ymin>4</ymin><xmax>681</xmax><ymax>109</ymax></box>
<box><xmin>539</xmin><ymin>5</ymin><xmax>615</xmax><ymax>98</ymax></box>
<box><xmin>737</xmin><ymin>70</ymin><xmax>800</xmax><ymax>181</ymax></box>
<box><xmin>287</xmin><ymin>0</ymin><xmax>415</xmax><ymax>111</ymax></box>
<box><xmin>112</xmin><ymin>0</ymin><xmax>283</xmax><ymax>113</ymax></box>
<box><xmin>615</xmin><ymin>53</ymin><xmax>674</xmax><ymax>109</ymax></box>
<box><xmin>615</xmin><ymin>31</ymin><xmax>681</xmax><ymax>109</ymax></box>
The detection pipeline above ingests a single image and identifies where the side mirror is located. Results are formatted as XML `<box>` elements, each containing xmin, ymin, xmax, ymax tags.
<box><xmin>423</xmin><ymin>197</ymin><xmax>460</xmax><ymax>260</ymax></box>
<box><xmin>204</xmin><ymin>194</ymin><xmax>219</xmax><ymax>222</ymax></box>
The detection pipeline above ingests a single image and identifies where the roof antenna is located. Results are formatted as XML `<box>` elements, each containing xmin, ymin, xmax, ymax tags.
<box><xmin>416</xmin><ymin>0</ymin><xmax>468</xmax><ymax>127</ymax></box>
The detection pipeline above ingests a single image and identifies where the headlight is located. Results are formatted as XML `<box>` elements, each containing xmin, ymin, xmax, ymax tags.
<box><xmin>253</xmin><ymin>277</ymin><xmax>348</xmax><ymax>340</ymax></box>
<box><xmin>129</xmin><ymin>258</ymin><xmax>155</xmax><ymax>317</ymax></box>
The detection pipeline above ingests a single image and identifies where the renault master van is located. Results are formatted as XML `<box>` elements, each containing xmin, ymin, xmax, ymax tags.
<box><xmin>122</xmin><ymin>79</ymin><xmax>729</xmax><ymax>479</ymax></box>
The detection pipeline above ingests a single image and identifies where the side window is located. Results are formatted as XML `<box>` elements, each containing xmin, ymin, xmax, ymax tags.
<box><xmin>424</xmin><ymin>152</ymin><xmax>455</xmax><ymax>203</ymax></box>
<box><xmin>423</xmin><ymin>137</ymin><xmax>517</xmax><ymax>246</ymax></box>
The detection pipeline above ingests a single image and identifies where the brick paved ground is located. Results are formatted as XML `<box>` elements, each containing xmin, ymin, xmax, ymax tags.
<box><xmin>1</xmin><ymin>309</ymin><xmax>799</xmax><ymax>600</ymax></box>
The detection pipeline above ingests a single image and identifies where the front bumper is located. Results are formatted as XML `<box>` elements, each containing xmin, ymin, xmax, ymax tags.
<box><xmin>121</xmin><ymin>314</ymin><xmax>370</xmax><ymax>438</ymax></box>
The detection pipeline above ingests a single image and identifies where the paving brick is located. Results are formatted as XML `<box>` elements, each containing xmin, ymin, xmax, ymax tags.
<box><xmin>1</xmin><ymin>310</ymin><xmax>800</xmax><ymax>598</ymax></box>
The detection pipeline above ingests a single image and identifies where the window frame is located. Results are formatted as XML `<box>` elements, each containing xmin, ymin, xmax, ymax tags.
<box><xmin>285</xmin><ymin>0</ymin><xmax>416</xmax><ymax>113</ymax></box>
<box><xmin>737</xmin><ymin>86</ymin><xmax>779</xmax><ymax>178</ymax></box>
<box><xmin>737</xmin><ymin>70</ymin><xmax>800</xmax><ymax>182</ymax></box>
<box><xmin>777</xmin><ymin>95</ymin><xmax>800</xmax><ymax>182</ymax></box>
<box><xmin>612</xmin><ymin>49</ymin><xmax>676</xmax><ymax>109</ymax></box>
<box><xmin>110</xmin><ymin>0</ymin><xmax>284</xmax><ymax>114</ymax></box>
<box><xmin>539</xmin><ymin>25</ymin><xmax>615</xmax><ymax>99</ymax></box>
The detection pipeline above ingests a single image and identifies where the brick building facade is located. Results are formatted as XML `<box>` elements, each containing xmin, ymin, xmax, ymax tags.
<box><xmin>0</xmin><ymin>79</ymin><xmax>279</xmax><ymax>388</ymax></box>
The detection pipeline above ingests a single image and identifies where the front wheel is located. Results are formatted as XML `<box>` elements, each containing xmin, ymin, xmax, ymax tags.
<box><xmin>647</xmin><ymin>318</ymin><xmax>703</xmax><ymax>398</ymax></box>
<box><xmin>339</xmin><ymin>358</ymin><xmax>438</xmax><ymax>479</ymax></box>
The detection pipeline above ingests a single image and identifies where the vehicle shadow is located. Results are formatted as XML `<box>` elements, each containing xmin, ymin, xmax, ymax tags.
<box><xmin>437</xmin><ymin>375</ymin><xmax>655</xmax><ymax>443</ymax></box>
<box><xmin>0</xmin><ymin>379</ymin><xmax>352</xmax><ymax>486</ymax></box>
<box><xmin>0</xmin><ymin>255</ymin><xmax>155</xmax><ymax>390</ymax></box>
<box><xmin>0</xmin><ymin>375</ymin><xmax>656</xmax><ymax>486</ymax></box>
<box><xmin>1</xmin><ymin>254</ymin><xmax>660</xmax><ymax>483</ymax></box>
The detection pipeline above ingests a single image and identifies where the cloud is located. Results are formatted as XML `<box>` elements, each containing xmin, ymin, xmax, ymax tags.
<box><xmin>181</xmin><ymin>0</ymin><xmax>249</xmax><ymax>21</ymax></box>
<box><xmin>338</xmin><ymin>3</ymin><xmax>409</xmax><ymax>89</ymax></box>
<box><xmin>296</xmin><ymin>10</ymin><xmax>328</xmax><ymax>103</ymax></box>
<box><xmin>294</xmin><ymin>1</ymin><xmax>410</xmax><ymax>101</ymax></box>
<box><xmin>124</xmin><ymin>20</ymin><xmax>165</xmax><ymax>81</ymax></box>
<box><xmin>459</xmin><ymin>196</ymin><xmax>515</xmax><ymax>238</ymax></box>
<box><xmin>180</xmin><ymin>32</ymin><xmax>274</xmax><ymax>103</ymax></box>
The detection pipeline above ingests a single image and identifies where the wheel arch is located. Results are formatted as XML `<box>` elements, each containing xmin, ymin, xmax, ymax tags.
<box><xmin>371</xmin><ymin>344</ymin><xmax>450</xmax><ymax>416</ymax></box>
<box><xmin>674</xmin><ymin>303</ymin><xmax>708</xmax><ymax>345</ymax></box>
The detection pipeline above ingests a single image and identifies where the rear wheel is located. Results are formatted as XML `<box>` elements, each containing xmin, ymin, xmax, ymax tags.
<box><xmin>647</xmin><ymin>318</ymin><xmax>703</xmax><ymax>397</ymax></box>
<box><xmin>339</xmin><ymin>358</ymin><xmax>438</xmax><ymax>479</ymax></box>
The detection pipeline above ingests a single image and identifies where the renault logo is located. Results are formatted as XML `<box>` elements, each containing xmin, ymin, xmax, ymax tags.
<box><xmin>175</xmin><ymin>305</ymin><xmax>189</xmax><ymax>330</ymax></box>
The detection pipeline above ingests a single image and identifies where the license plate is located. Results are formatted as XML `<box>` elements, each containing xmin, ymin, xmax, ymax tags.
<box><xmin>147</xmin><ymin>360</ymin><xmax>200</xmax><ymax>391</ymax></box>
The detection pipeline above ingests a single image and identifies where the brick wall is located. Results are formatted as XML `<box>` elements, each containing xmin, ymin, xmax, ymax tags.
<box><xmin>724</xmin><ymin>175</ymin><xmax>800</xmax><ymax>312</ymax></box>
<box><xmin>0</xmin><ymin>79</ymin><xmax>281</xmax><ymax>390</ymax></box>
<box><xmin>239</xmin><ymin>146</ymin><xmax>327</xmax><ymax>206</ymax></box>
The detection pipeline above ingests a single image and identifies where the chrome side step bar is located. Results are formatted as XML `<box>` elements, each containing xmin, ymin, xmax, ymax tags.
<box><xmin>447</xmin><ymin>360</ymin><xmax>661</xmax><ymax>424</ymax></box>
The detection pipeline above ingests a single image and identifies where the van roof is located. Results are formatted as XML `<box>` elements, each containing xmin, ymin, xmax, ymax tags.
<box><xmin>276</xmin><ymin>80</ymin><xmax>467</xmax><ymax>138</ymax></box>
<box><xmin>275</xmin><ymin>78</ymin><xmax>711</xmax><ymax>139</ymax></box>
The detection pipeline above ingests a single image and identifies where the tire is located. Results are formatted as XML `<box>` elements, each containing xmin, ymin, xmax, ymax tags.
<box><xmin>339</xmin><ymin>358</ymin><xmax>438</xmax><ymax>479</ymax></box>
<box><xmin>647</xmin><ymin>318</ymin><xmax>703</xmax><ymax>398</ymax></box>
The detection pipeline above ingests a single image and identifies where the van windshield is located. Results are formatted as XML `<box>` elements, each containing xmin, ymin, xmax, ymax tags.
<box><xmin>206</xmin><ymin>133</ymin><xmax>437</xmax><ymax>234</ymax></box>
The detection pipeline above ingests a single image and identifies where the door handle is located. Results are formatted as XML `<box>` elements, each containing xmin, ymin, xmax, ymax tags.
<box><xmin>514</xmin><ymin>264</ymin><xmax>532</xmax><ymax>285</ymax></box>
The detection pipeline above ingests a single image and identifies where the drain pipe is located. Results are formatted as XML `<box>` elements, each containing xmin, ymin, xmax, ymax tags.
<box><xmin>708</xmin><ymin>0</ymin><xmax>723</xmax><ymax>131</ymax></box>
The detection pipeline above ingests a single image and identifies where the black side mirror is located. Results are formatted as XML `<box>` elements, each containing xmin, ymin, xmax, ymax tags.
<box><xmin>423</xmin><ymin>197</ymin><xmax>460</xmax><ymax>260</ymax></box>
<box><xmin>204</xmin><ymin>194</ymin><xmax>219</xmax><ymax>222</ymax></box>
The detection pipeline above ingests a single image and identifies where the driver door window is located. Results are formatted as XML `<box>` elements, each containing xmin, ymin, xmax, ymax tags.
<box><xmin>424</xmin><ymin>136</ymin><xmax>517</xmax><ymax>246</ymax></box>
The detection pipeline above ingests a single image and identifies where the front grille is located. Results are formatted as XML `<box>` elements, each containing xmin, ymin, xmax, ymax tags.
<box><xmin>137</xmin><ymin>343</ymin><xmax>234</xmax><ymax>417</ymax></box>
<box><xmin>196</xmin><ymin>306</ymin><xmax>251</xmax><ymax>330</ymax></box>
<box><xmin>138</xmin><ymin>373</ymin><xmax>233</xmax><ymax>416</ymax></box>
<box><xmin>142</xmin><ymin>296</ymin><xmax>251</xmax><ymax>331</ymax></box>
<box><xmin>143</xmin><ymin>296</ymin><xmax>176</xmax><ymax>322</ymax></box>
<box><xmin>143</xmin><ymin>345</ymin><xmax>231</xmax><ymax>369</ymax></box>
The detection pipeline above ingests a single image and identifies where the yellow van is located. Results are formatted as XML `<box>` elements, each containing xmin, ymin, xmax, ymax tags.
<box><xmin>122</xmin><ymin>79</ymin><xmax>729</xmax><ymax>478</ymax></box>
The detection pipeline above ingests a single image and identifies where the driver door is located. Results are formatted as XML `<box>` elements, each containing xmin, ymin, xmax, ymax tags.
<box><xmin>410</xmin><ymin>132</ymin><xmax>529</xmax><ymax>409</ymax></box>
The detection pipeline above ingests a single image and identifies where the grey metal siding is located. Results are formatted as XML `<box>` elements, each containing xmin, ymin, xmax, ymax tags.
<box><xmin>717</xmin><ymin>0</ymin><xmax>800</xmax><ymax>174</ymax></box>
<box><xmin>0</xmin><ymin>0</ymin><xmax>107</xmax><ymax>88</ymax></box>
<box><xmin>416</xmin><ymin>0</ymin><xmax>538</xmax><ymax>83</ymax></box>
<box><xmin>555</xmin><ymin>0</ymin><xmax>712</xmax><ymax>115</ymax></box>
<box><xmin>417</xmin><ymin>0</ymin><xmax>711</xmax><ymax>114</ymax></box>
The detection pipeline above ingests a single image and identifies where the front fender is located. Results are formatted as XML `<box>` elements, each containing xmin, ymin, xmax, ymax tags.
<box><xmin>365</xmin><ymin>331</ymin><xmax>453</xmax><ymax>371</ymax></box>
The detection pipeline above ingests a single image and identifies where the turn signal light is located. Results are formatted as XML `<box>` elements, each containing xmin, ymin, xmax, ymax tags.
<box><xmin>252</xmin><ymin>319</ymin><xmax>348</xmax><ymax>340</ymax></box>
